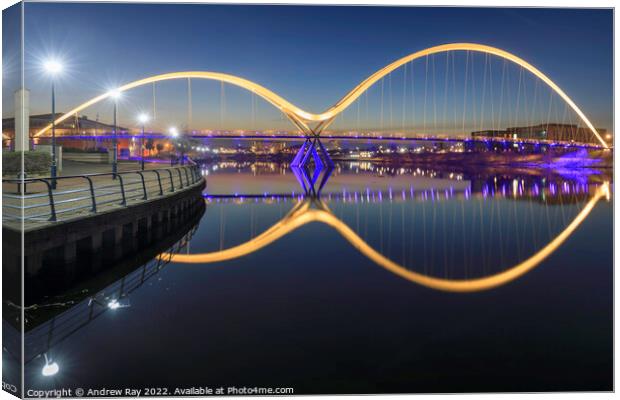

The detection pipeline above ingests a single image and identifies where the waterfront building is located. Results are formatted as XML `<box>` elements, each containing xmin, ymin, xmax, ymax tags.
<box><xmin>2</xmin><ymin>113</ymin><xmax>126</xmax><ymax>150</ymax></box>
<box><xmin>471</xmin><ymin>123</ymin><xmax>607</xmax><ymax>143</ymax></box>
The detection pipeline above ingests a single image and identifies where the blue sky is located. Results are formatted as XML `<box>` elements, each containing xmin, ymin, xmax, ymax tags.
<box><xmin>2</xmin><ymin>3</ymin><xmax>613</xmax><ymax>133</ymax></box>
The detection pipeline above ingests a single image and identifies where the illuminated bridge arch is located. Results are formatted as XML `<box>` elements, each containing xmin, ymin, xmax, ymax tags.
<box><xmin>313</xmin><ymin>43</ymin><xmax>608</xmax><ymax>147</ymax></box>
<box><xmin>163</xmin><ymin>184</ymin><xmax>609</xmax><ymax>292</ymax></box>
<box><xmin>34</xmin><ymin>71</ymin><xmax>315</xmax><ymax>137</ymax></box>
<box><xmin>36</xmin><ymin>43</ymin><xmax>608</xmax><ymax>148</ymax></box>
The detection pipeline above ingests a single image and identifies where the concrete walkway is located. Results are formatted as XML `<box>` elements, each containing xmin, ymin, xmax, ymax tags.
<box><xmin>2</xmin><ymin>161</ymin><xmax>202</xmax><ymax>231</ymax></box>
<box><xmin>60</xmin><ymin>159</ymin><xmax>165</xmax><ymax>176</ymax></box>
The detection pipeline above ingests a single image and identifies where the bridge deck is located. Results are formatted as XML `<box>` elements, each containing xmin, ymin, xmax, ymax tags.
<box><xmin>41</xmin><ymin>133</ymin><xmax>610</xmax><ymax>150</ymax></box>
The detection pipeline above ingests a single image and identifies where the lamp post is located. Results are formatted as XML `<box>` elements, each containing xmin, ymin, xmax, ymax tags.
<box><xmin>137</xmin><ymin>114</ymin><xmax>149</xmax><ymax>170</ymax></box>
<box><xmin>169</xmin><ymin>127</ymin><xmax>178</xmax><ymax>165</ymax></box>
<box><xmin>44</xmin><ymin>60</ymin><xmax>62</xmax><ymax>189</ymax></box>
<box><xmin>109</xmin><ymin>89</ymin><xmax>121</xmax><ymax>176</ymax></box>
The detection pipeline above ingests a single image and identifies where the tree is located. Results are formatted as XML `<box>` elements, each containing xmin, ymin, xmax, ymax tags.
<box><xmin>145</xmin><ymin>138</ymin><xmax>155</xmax><ymax>155</ymax></box>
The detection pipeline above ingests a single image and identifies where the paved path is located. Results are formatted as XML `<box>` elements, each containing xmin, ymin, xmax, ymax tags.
<box><xmin>60</xmin><ymin>160</ymin><xmax>165</xmax><ymax>176</ymax></box>
<box><xmin>3</xmin><ymin>161</ymin><xmax>202</xmax><ymax>231</ymax></box>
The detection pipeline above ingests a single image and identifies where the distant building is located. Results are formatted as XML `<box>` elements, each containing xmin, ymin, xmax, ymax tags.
<box><xmin>3</xmin><ymin>113</ymin><xmax>130</xmax><ymax>150</ymax></box>
<box><xmin>3</xmin><ymin>113</ymin><xmax>125</xmax><ymax>140</ymax></box>
<box><xmin>471</xmin><ymin>123</ymin><xmax>606</xmax><ymax>143</ymax></box>
<box><xmin>471</xmin><ymin>130</ymin><xmax>511</xmax><ymax>139</ymax></box>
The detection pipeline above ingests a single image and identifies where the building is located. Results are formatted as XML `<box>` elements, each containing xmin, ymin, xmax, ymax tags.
<box><xmin>470</xmin><ymin>129</ymin><xmax>511</xmax><ymax>139</ymax></box>
<box><xmin>472</xmin><ymin>123</ymin><xmax>607</xmax><ymax>143</ymax></box>
<box><xmin>2</xmin><ymin>113</ymin><xmax>126</xmax><ymax>148</ymax></box>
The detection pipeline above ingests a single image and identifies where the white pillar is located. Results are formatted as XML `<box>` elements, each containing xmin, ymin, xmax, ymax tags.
<box><xmin>14</xmin><ymin>88</ymin><xmax>30</xmax><ymax>151</ymax></box>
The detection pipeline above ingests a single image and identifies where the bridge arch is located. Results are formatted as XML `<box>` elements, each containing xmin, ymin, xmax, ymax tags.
<box><xmin>315</xmin><ymin>43</ymin><xmax>608</xmax><ymax>147</ymax></box>
<box><xmin>163</xmin><ymin>183</ymin><xmax>609</xmax><ymax>292</ymax></box>
<box><xmin>34</xmin><ymin>71</ymin><xmax>314</xmax><ymax>137</ymax></box>
<box><xmin>36</xmin><ymin>43</ymin><xmax>608</xmax><ymax>148</ymax></box>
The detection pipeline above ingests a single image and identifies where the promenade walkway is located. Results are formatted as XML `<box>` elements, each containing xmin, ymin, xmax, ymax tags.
<box><xmin>2</xmin><ymin>161</ymin><xmax>204</xmax><ymax>231</ymax></box>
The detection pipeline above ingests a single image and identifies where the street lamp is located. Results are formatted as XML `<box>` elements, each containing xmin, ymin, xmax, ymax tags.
<box><xmin>44</xmin><ymin>59</ymin><xmax>63</xmax><ymax>189</ymax></box>
<box><xmin>169</xmin><ymin>127</ymin><xmax>179</xmax><ymax>165</ymax></box>
<box><xmin>137</xmin><ymin>113</ymin><xmax>149</xmax><ymax>170</ymax></box>
<box><xmin>109</xmin><ymin>89</ymin><xmax>122</xmax><ymax>176</ymax></box>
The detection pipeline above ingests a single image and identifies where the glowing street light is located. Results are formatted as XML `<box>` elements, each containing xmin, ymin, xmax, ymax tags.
<box><xmin>109</xmin><ymin>89</ymin><xmax>122</xmax><ymax>176</ymax></box>
<box><xmin>41</xmin><ymin>353</ymin><xmax>59</xmax><ymax>377</ymax></box>
<box><xmin>137</xmin><ymin>113</ymin><xmax>149</xmax><ymax>170</ymax></box>
<box><xmin>108</xmin><ymin>88</ymin><xmax>122</xmax><ymax>99</ymax></box>
<box><xmin>44</xmin><ymin>59</ymin><xmax>63</xmax><ymax>189</ymax></box>
<box><xmin>43</xmin><ymin>60</ymin><xmax>63</xmax><ymax>75</ymax></box>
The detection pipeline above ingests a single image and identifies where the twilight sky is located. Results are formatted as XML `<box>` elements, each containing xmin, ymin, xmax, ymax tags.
<box><xmin>2</xmin><ymin>3</ymin><xmax>613</xmax><ymax>133</ymax></box>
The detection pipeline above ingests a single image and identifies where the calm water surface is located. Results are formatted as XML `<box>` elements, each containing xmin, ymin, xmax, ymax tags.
<box><xmin>20</xmin><ymin>161</ymin><xmax>613</xmax><ymax>393</ymax></box>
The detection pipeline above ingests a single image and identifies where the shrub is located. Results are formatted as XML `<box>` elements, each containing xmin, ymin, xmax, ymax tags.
<box><xmin>2</xmin><ymin>151</ymin><xmax>52</xmax><ymax>177</ymax></box>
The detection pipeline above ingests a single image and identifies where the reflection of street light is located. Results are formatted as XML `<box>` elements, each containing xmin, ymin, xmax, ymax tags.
<box><xmin>108</xmin><ymin>299</ymin><xmax>121</xmax><ymax>310</ymax></box>
<box><xmin>109</xmin><ymin>89</ymin><xmax>122</xmax><ymax>176</ymax></box>
<box><xmin>137</xmin><ymin>113</ymin><xmax>149</xmax><ymax>170</ymax></box>
<box><xmin>44</xmin><ymin>59</ymin><xmax>63</xmax><ymax>189</ymax></box>
<box><xmin>41</xmin><ymin>353</ymin><xmax>59</xmax><ymax>377</ymax></box>
<box><xmin>107</xmin><ymin>298</ymin><xmax>130</xmax><ymax>309</ymax></box>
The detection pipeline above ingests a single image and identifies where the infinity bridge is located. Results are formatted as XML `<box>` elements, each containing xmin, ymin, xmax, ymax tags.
<box><xmin>35</xmin><ymin>43</ymin><xmax>610</xmax><ymax>168</ymax></box>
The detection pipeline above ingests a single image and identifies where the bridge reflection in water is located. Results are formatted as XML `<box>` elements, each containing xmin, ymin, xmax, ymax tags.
<box><xmin>162</xmin><ymin>184</ymin><xmax>609</xmax><ymax>292</ymax></box>
<box><xmin>162</xmin><ymin>160</ymin><xmax>610</xmax><ymax>292</ymax></box>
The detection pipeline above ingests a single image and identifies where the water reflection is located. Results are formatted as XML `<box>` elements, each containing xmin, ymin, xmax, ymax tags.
<box><xmin>187</xmin><ymin>160</ymin><xmax>612</xmax><ymax>284</ymax></box>
<box><xmin>20</xmin><ymin>160</ymin><xmax>613</xmax><ymax>393</ymax></box>
<box><xmin>166</xmin><ymin>180</ymin><xmax>609</xmax><ymax>292</ymax></box>
<box><xmin>18</xmin><ymin>225</ymin><xmax>199</xmax><ymax>381</ymax></box>
<box><xmin>199</xmin><ymin>159</ymin><xmax>609</xmax><ymax>198</ymax></box>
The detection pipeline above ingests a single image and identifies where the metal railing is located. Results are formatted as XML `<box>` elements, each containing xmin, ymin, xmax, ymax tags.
<box><xmin>2</xmin><ymin>165</ymin><xmax>203</xmax><ymax>223</ymax></box>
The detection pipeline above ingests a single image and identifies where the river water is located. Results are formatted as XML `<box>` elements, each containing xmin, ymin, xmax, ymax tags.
<box><xmin>19</xmin><ymin>160</ymin><xmax>613</xmax><ymax>394</ymax></box>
